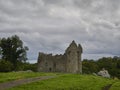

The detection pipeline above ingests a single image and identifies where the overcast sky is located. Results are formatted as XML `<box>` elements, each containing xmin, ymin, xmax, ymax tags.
<box><xmin>0</xmin><ymin>0</ymin><xmax>120</xmax><ymax>63</ymax></box>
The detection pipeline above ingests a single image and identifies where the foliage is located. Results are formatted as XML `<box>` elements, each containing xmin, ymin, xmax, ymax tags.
<box><xmin>23</xmin><ymin>63</ymin><xmax>37</xmax><ymax>72</ymax></box>
<box><xmin>82</xmin><ymin>56</ymin><xmax>120</xmax><ymax>79</ymax></box>
<box><xmin>0</xmin><ymin>35</ymin><xmax>28</xmax><ymax>70</ymax></box>
<box><xmin>0</xmin><ymin>60</ymin><xmax>13</xmax><ymax>72</ymax></box>
<box><xmin>82</xmin><ymin>59</ymin><xmax>99</xmax><ymax>74</ymax></box>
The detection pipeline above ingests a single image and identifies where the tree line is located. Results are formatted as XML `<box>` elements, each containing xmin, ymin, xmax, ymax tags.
<box><xmin>83</xmin><ymin>56</ymin><xmax>120</xmax><ymax>79</ymax></box>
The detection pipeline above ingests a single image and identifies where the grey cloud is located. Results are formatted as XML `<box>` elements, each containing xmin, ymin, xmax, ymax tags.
<box><xmin>0</xmin><ymin>0</ymin><xmax>120</xmax><ymax>62</ymax></box>
<box><xmin>43</xmin><ymin>0</ymin><xmax>61</xmax><ymax>5</ymax></box>
<box><xmin>74</xmin><ymin>0</ymin><xmax>93</xmax><ymax>9</ymax></box>
<box><xmin>43</xmin><ymin>0</ymin><xmax>74</xmax><ymax>6</ymax></box>
<box><xmin>0</xmin><ymin>0</ymin><xmax>49</xmax><ymax>20</ymax></box>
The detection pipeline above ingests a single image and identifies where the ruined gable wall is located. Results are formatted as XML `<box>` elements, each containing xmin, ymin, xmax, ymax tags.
<box><xmin>38</xmin><ymin>52</ymin><xmax>66</xmax><ymax>72</ymax></box>
<box><xmin>38</xmin><ymin>53</ymin><xmax>54</xmax><ymax>72</ymax></box>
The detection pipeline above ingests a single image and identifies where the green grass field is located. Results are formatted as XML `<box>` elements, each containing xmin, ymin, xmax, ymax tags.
<box><xmin>0</xmin><ymin>72</ymin><xmax>120</xmax><ymax>90</ymax></box>
<box><xmin>7</xmin><ymin>74</ymin><xmax>113</xmax><ymax>90</ymax></box>
<box><xmin>0</xmin><ymin>72</ymin><xmax>58</xmax><ymax>83</ymax></box>
<box><xmin>110</xmin><ymin>82</ymin><xmax>120</xmax><ymax>90</ymax></box>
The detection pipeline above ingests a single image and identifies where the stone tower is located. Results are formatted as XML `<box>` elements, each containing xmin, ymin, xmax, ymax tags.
<box><xmin>37</xmin><ymin>40</ymin><xmax>82</xmax><ymax>73</ymax></box>
<box><xmin>65</xmin><ymin>40</ymin><xmax>82</xmax><ymax>73</ymax></box>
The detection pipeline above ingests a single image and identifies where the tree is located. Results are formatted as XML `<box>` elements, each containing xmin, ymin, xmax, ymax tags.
<box><xmin>0</xmin><ymin>35</ymin><xmax>29</xmax><ymax>70</ymax></box>
<box><xmin>0</xmin><ymin>38</ymin><xmax>1</xmax><ymax>58</ymax></box>
<box><xmin>82</xmin><ymin>59</ymin><xmax>99</xmax><ymax>74</ymax></box>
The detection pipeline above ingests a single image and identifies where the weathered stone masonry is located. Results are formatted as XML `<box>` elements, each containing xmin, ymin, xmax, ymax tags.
<box><xmin>37</xmin><ymin>41</ymin><xmax>83</xmax><ymax>73</ymax></box>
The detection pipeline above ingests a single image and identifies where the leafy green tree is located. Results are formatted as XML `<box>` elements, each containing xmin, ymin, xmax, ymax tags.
<box><xmin>82</xmin><ymin>59</ymin><xmax>99</xmax><ymax>74</ymax></box>
<box><xmin>0</xmin><ymin>35</ymin><xmax>29</xmax><ymax>70</ymax></box>
<box><xmin>23</xmin><ymin>63</ymin><xmax>37</xmax><ymax>72</ymax></box>
<box><xmin>0</xmin><ymin>38</ymin><xmax>1</xmax><ymax>58</ymax></box>
<box><xmin>97</xmin><ymin>57</ymin><xmax>112</xmax><ymax>70</ymax></box>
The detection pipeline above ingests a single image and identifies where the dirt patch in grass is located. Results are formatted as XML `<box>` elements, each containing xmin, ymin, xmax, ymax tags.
<box><xmin>102</xmin><ymin>84</ymin><xmax>112</xmax><ymax>90</ymax></box>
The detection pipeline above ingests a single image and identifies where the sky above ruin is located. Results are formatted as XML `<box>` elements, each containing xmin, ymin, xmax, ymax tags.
<box><xmin>0</xmin><ymin>0</ymin><xmax>120</xmax><ymax>63</ymax></box>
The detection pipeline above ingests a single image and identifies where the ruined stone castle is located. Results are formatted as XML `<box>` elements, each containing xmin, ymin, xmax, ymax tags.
<box><xmin>37</xmin><ymin>41</ymin><xmax>83</xmax><ymax>73</ymax></box>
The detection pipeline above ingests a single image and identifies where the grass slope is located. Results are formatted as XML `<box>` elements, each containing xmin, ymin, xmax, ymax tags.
<box><xmin>0</xmin><ymin>72</ymin><xmax>57</xmax><ymax>83</ymax></box>
<box><xmin>7</xmin><ymin>74</ymin><xmax>119</xmax><ymax>90</ymax></box>
<box><xmin>110</xmin><ymin>82</ymin><xmax>120</xmax><ymax>90</ymax></box>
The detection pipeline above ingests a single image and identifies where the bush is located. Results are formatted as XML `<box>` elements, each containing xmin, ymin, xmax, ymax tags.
<box><xmin>0</xmin><ymin>60</ymin><xmax>13</xmax><ymax>72</ymax></box>
<box><xmin>23</xmin><ymin>63</ymin><xmax>37</xmax><ymax>72</ymax></box>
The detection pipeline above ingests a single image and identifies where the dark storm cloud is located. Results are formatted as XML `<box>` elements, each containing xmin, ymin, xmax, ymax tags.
<box><xmin>0</xmin><ymin>0</ymin><xmax>120</xmax><ymax>62</ymax></box>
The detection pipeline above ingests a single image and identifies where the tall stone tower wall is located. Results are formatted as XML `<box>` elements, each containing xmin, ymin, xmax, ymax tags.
<box><xmin>65</xmin><ymin>40</ymin><xmax>82</xmax><ymax>73</ymax></box>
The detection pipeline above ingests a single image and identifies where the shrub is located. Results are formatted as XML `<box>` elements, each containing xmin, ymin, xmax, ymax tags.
<box><xmin>0</xmin><ymin>60</ymin><xmax>13</xmax><ymax>72</ymax></box>
<box><xmin>23</xmin><ymin>63</ymin><xmax>37</xmax><ymax>72</ymax></box>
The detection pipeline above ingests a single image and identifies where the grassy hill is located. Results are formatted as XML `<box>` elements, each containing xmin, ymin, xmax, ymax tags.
<box><xmin>0</xmin><ymin>72</ymin><xmax>120</xmax><ymax>90</ymax></box>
